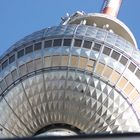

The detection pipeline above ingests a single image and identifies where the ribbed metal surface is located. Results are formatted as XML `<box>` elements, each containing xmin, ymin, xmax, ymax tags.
<box><xmin>0</xmin><ymin>69</ymin><xmax>140</xmax><ymax>137</ymax></box>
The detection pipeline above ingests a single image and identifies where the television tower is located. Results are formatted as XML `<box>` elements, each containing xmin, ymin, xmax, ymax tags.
<box><xmin>0</xmin><ymin>0</ymin><xmax>140</xmax><ymax>138</ymax></box>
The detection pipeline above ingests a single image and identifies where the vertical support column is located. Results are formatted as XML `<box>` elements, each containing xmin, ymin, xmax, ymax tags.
<box><xmin>101</xmin><ymin>0</ymin><xmax>122</xmax><ymax>17</ymax></box>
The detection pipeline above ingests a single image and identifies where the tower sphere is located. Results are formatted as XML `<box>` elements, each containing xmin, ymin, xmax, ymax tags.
<box><xmin>0</xmin><ymin>1</ymin><xmax>140</xmax><ymax>138</ymax></box>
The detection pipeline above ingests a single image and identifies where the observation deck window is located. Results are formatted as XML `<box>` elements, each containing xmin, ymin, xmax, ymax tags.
<box><xmin>111</xmin><ymin>50</ymin><xmax>120</xmax><ymax>60</ymax></box>
<box><xmin>9</xmin><ymin>54</ymin><xmax>15</xmax><ymax>64</ymax></box>
<box><xmin>53</xmin><ymin>39</ymin><xmax>62</xmax><ymax>46</ymax></box>
<box><xmin>128</xmin><ymin>62</ymin><xmax>136</xmax><ymax>72</ymax></box>
<box><xmin>63</xmin><ymin>39</ymin><xmax>72</xmax><ymax>46</ymax></box>
<box><xmin>119</xmin><ymin>56</ymin><xmax>128</xmax><ymax>66</ymax></box>
<box><xmin>74</xmin><ymin>39</ymin><xmax>82</xmax><ymax>47</ymax></box>
<box><xmin>103</xmin><ymin>47</ymin><xmax>111</xmax><ymax>56</ymax></box>
<box><xmin>25</xmin><ymin>45</ymin><xmax>33</xmax><ymax>54</ymax></box>
<box><xmin>44</xmin><ymin>40</ymin><xmax>52</xmax><ymax>48</ymax></box>
<box><xmin>135</xmin><ymin>69</ymin><xmax>140</xmax><ymax>79</ymax></box>
<box><xmin>83</xmin><ymin>41</ymin><xmax>92</xmax><ymax>49</ymax></box>
<box><xmin>92</xmin><ymin>43</ymin><xmax>101</xmax><ymax>52</ymax></box>
<box><xmin>2</xmin><ymin>60</ymin><xmax>8</xmax><ymax>69</ymax></box>
<box><xmin>17</xmin><ymin>49</ymin><xmax>24</xmax><ymax>58</ymax></box>
<box><xmin>34</xmin><ymin>42</ymin><xmax>42</xmax><ymax>51</ymax></box>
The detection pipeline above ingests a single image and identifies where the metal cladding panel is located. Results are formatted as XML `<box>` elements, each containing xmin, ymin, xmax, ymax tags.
<box><xmin>0</xmin><ymin>69</ymin><xmax>139</xmax><ymax>137</ymax></box>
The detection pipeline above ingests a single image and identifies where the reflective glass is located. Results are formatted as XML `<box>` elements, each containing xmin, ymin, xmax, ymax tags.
<box><xmin>135</xmin><ymin>69</ymin><xmax>140</xmax><ymax>79</ymax></box>
<box><xmin>111</xmin><ymin>50</ymin><xmax>120</xmax><ymax>60</ymax></box>
<box><xmin>74</xmin><ymin>39</ymin><xmax>82</xmax><ymax>47</ymax></box>
<box><xmin>9</xmin><ymin>54</ymin><xmax>15</xmax><ymax>64</ymax></box>
<box><xmin>103</xmin><ymin>47</ymin><xmax>111</xmax><ymax>56</ymax></box>
<box><xmin>93</xmin><ymin>43</ymin><xmax>101</xmax><ymax>52</ymax></box>
<box><xmin>34</xmin><ymin>42</ymin><xmax>42</xmax><ymax>51</ymax></box>
<box><xmin>83</xmin><ymin>40</ymin><xmax>92</xmax><ymax>49</ymax></box>
<box><xmin>63</xmin><ymin>39</ymin><xmax>72</xmax><ymax>46</ymax></box>
<box><xmin>119</xmin><ymin>56</ymin><xmax>128</xmax><ymax>66</ymax></box>
<box><xmin>25</xmin><ymin>45</ymin><xmax>33</xmax><ymax>54</ymax></box>
<box><xmin>17</xmin><ymin>49</ymin><xmax>24</xmax><ymax>58</ymax></box>
<box><xmin>2</xmin><ymin>60</ymin><xmax>8</xmax><ymax>69</ymax></box>
<box><xmin>44</xmin><ymin>40</ymin><xmax>52</xmax><ymax>48</ymax></box>
<box><xmin>128</xmin><ymin>62</ymin><xmax>136</xmax><ymax>72</ymax></box>
<box><xmin>53</xmin><ymin>39</ymin><xmax>62</xmax><ymax>46</ymax></box>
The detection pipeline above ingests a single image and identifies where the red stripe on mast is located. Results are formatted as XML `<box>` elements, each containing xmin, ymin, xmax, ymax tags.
<box><xmin>101</xmin><ymin>0</ymin><xmax>122</xmax><ymax>17</ymax></box>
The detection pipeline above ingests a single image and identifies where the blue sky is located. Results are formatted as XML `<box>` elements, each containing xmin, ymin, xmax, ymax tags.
<box><xmin>0</xmin><ymin>0</ymin><xmax>140</xmax><ymax>55</ymax></box>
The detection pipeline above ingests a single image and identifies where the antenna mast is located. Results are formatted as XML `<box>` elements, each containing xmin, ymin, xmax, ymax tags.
<box><xmin>101</xmin><ymin>0</ymin><xmax>122</xmax><ymax>17</ymax></box>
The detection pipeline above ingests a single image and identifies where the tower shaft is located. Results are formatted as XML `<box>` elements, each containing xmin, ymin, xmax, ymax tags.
<box><xmin>101</xmin><ymin>0</ymin><xmax>122</xmax><ymax>17</ymax></box>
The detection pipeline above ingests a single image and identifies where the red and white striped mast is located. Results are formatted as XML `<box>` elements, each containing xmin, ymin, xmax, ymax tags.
<box><xmin>101</xmin><ymin>0</ymin><xmax>122</xmax><ymax>17</ymax></box>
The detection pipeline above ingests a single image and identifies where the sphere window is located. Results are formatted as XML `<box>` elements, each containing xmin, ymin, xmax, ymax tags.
<box><xmin>83</xmin><ymin>40</ymin><xmax>92</xmax><ymax>49</ymax></box>
<box><xmin>63</xmin><ymin>39</ymin><xmax>72</xmax><ymax>46</ymax></box>
<box><xmin>53</xmin><ymin>39</ymin><xmax>62</xmax><ymax>46</ymax></box>
<box><xmin>74</xmin><ymin>39</ymin><xmax>82</xmax><ymax>47</ymax></box>
<box><xmin>44</xmin><ymin>40</ymin><xmax>52</xmax><ymax>48</ymax></box>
